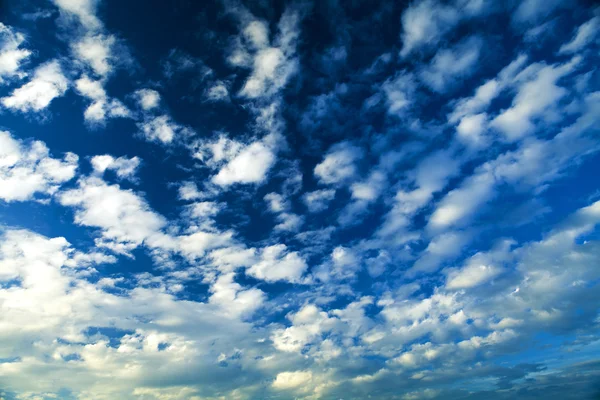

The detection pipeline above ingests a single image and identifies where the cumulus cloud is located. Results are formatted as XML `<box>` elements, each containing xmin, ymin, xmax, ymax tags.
<box><xmin>231</xmin><ymin>5</ymin><xmax>304</xmax><ymax>99</ymax></box>
<box><xmin>0</xmin><ymin>23</ymin><xmax>32</xmax><ymax>83</ymax></box>
<box><xmin>419</xmin><ymin>36</ymin><xmax>482</xmax><ymax>93</ymax></box>
<box><xmin>490</xmin><ymin>56</ymin><xmax>581</xmax><ymax>140</ymax></box>
<box><xmin>212</xmin><ymin>142</ymin><xmax>276</xmax><ymax>186</ymax></box>
<box><xmin>58</xmin><ymin>176</ymin><xmax>168</xmax><ymax>255</ymax></box>
<box><xmin>314</xmin><ymin>142</ymin><xmax>362</xmax><ymax>185</ymax></box>
<box><xmin>75</xmin><ymin>75</ymin><xmax>130</xmax><ymax>123</ymax></box>
<box><xmin>52</xmin><ymin>0</ymin><xmax>102</xmax><ymax>30</ymax></box>
<box><xmin>303</xmin><ymin>189</ymin><xmax>336</xmax><ymax>213</ymax></box>
<box><xmin>1</xmin><ymin>60</ymin><xmax>68</xmax><ymax>112</ymax></box>
<box><xmin>559</xmin><ymin>16</ymin><xmax>599</xmax><ymax>54</ymax></box>
<box><xmin>137</xmin><ymin>115</ymin><xmax>183</xmax><ymax>144</ymax></box>
<box><xmin>0</xmin><ymin>131</ymin><xmax>78</xmax><ymax>202</ymax></box>
<box><xmin>272</xmin><ymin>370</ymin><xmax>313</xmax><ymax>390</ymax></box>
<box><xmin>72</xmin><ymin>34</ymin><xmax>115</xmax><ymax>76</ymax></box>
<box><xmin>135</xmin><ymin>88</ymin><xmax>161</xmax><ymax>110</ymax></box>
<box><xmin>246</xmin><ymin>244</ymin><xmax>308</xmax><ymax>283</ymax></box>
<box><xmin>90</xmin><ymin>154</ymin><xmax>140</xmax><ymax>180</ymax></box>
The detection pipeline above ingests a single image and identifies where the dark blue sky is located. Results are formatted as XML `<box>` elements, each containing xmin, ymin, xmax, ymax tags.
<box><xmin>0</xmin><ymin>0</ymin><xmax>599</xmax><ymax>399</ymax></box>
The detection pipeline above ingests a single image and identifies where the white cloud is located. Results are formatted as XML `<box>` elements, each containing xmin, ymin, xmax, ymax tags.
<box><xmin>446</xmin><ymin>263</ymin><xmax>502</xmax><ymax>290</ymax></box>
<box><xmin>0</xmin><ymin>23</ymin><xmax>32</xmax><ymax>83</ymax></box>
<box><xmin>428</xmin><ymin>170</ymin><xmax>495</xmax><ymax>230</ymax></box>
<box><xmin>314</xmin><ymin>142</ymin><xmax>362</xmax><ymax>185</ymax></box>
<box><xmin>491</xmin><ymin>57</ymin><xmax>581</xmax><ymax>140</ymax></box>
<box><xmin>448</xmin><ymin>54</ymin><xmax>528</xmax><ymax>123</ymax></box>
<box><xmin>137</xmin><ymin>115</ymin><xmax>182</xmax><ymax>144</ymax></box>
<box><xmin>456</xmin><ymin>112</ymin><xmax>488</xmax><ymax>147</ymax></box>
<box><xmin>0</xmin><ymin>131</ymin><xmax>78</xmax><ymax>202</ymax></box>
<box><xmin>408</xmin><ymin>231</ymin><xmax>470</xmax><ymax>276</ymax></box>
<box><xmin>303</xmin><ymin>189</ymin><xmax>336</xmax><ymax>213</ymax></box>
<box><xmin>246</xmin><ymin>244</ymin><xmax>308</xmax><ymax>283</ymax></box>
<box><xmin>271</xmin><ymin>304</ymin><xmax>336</xmax><ymax>352</ymax></box>
<box><xmin>52</xmin><ymin>0</ymin><xmax>102</xmax><ymax>30</ymax></box>
<box><xmin>382</xmin><ymin>72</ymin><xmax>416</xmax><ymax>115</ymax></box>
<box><xmin>135</xmin><ymin>88</ymin><xmax>161</xmax><ymax>110</ymax></box>
<box><xmin>272</xmin><ymin>370</ymin><xmax>313</xmax><ymax>390</ymax></box>
<box><xmin>559</xmin><ymin>16</ymin><xmax>599</xmax><ymax>54</ymax></box>
<box><xmin>212</xmin><ymin>142</ymin><xmax>275</xmax><ymax>186</ymax></box>
<box><xmin>58</xmin><ymin>176</ymin><xmax>168</xmax><ymax>255</ymax></box>
<box><xmin>1</xmin><ymin>60</ymin><xmax>68</xmax><ymax>112</ymax></box>
<box><xmin>90</xmin><ymin>155</ymin><xmax>140</xmax><ymax>180</ymax></box>
<box><xmin>209</xmin><ymin>272</ymin><xmax>265</xmax><ymax>317</ymax></box>
<box><xmin>232</xmin><ymin>6</ymin><xmax>303</xmax><ymax>99</ymax></box>
<box><xmin>72</xmin><ymin>34</ymin><xmax>115</xmax><ymax>76</ymax></box>
<box><xmin>419</xmin><ymin>36</ymin><xmax>482</xmax><ymax>93</ymax></box>
<box><xmin>75</xmin><ymin>75</ymin><xmax>130</xmax><ymax>124</ymax></box>
<box><xmin>398</xmin><ymin>0</ymin><xmax>487</xmax><ymax>57</ymax></box>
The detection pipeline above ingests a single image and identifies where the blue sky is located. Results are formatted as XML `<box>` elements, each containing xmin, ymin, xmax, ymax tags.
<box><xmin>0</xmin><ymin>0</ymin><xmax>599</xmax><ymax>399</ymax></box>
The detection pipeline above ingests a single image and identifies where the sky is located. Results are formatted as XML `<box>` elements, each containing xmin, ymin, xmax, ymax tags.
<box><xmin>0</xmin><ymin>0</ymin><xmax>599</xmax><ymax>399</ymax></box>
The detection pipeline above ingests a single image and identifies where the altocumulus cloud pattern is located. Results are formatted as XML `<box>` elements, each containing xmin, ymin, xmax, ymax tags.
<box><xmin>0</xmin><ymin>0</ymin><xmax>599</xmax><ymax>399</ymax></box>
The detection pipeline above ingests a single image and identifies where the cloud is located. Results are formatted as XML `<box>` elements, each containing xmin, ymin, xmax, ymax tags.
<box><xmin>419</xmin><ymin>36</ymin><xmax>482</xmax><ymax>93</ymax></box>
<box><xmin>272</xmin><ymin>370</ymin><xmax>313</xmax><ymax>390</ymax></box>
<box><xmin>558</xmin><ymin>16</ymin><xmax>599</xmax><ymax>54</ymax></box>
<box><xmin>0</xmin><ymin>23</ymin><xmax>32</xmax><ymax>83</ymax></box>
<box><xmin>212</xmin><ymin>142</ymin><xmax>276</xmax><ymax>186</ymax></box>
<box><xmin>52</xmin><ymin>0</ymin><xmax>102</xmax><ymax>30</ymax></box>
<box><xmin>490</xmin><ymin>56</ymin><xmax>581</xmax><ymax>140</ymax></box>
<box><xmin>231</xmin><ymin>5</ymin><xmax>305</xmax><ymax>99</ymax></box>
<box><xmin>303</xmin><ymin>189</ymin><xmax>336</xmax><ymax>213</ymax></box>
<box><xmin>1</xmin><ymin>60</ymin><xmax>69</xmax><ymax>112</ymax></box>
<box><xmin>90</xmin><ymin>155</ymin><xmax>140</xmax><ymax>180</ymax></box>
<box><xmin>0</xmin><ymin>131</ymin><xmax>78</xmax><ymax>202</ymax></box>
<box><xmin>135</xmin><ymin>88</ymin><xmax>161</xmax><ymax>110</ymax></box>
<box><xmin>246</xmin><ymin>244</ymin><xmax>308</xmax><ymax>283</ymax></box>
<box><xmin>57</xmin><ymin>176</ymin><xmax>168</xmax><ymax>255</ymax></box>
<box><xmin>75</xmin><ymin>75</ymin><xmax>130</xmax><ymax>123</ymax></box>
<box><xmin>137</xmin><ymin>115</ymin><xmax>183</xmax><ymax>144</ymax></box>
<box><xmin>314</xmin><ymin>142</ymin><xmax>362</xmax><ymax>185</ymax></box>
<box><xmin>72</xmin><ymin>34</ymin><xmax>115</xmax><ymax>76</ymax></box>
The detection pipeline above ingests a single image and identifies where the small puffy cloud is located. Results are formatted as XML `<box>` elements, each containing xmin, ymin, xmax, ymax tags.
<box><xmin>512</xmin><ymin>0</ymin><xmax>564</xmax><ymax>25</ymax></box>
<box><xmin>72</xmin><ymin>34</ymin><xmax>115</xmax><ymax>76</ymax></box>
<box><xmin>303</xmin><ymin>189</ymin><xmax>336</xmax><ymax>213</ymax></box>
<box><xmin>399</xmin><ymin>0</ymin><xmax>461</xmax><ymax>57</ymax></box>
<box><xmin>75</xmin><ymin>75</ymin><xmax>130</xmax><ymax>124</ymax></box>
<box><xmin>137</xmin><ymin>115</ymin><xmax>182</xmax><ymax>144</ymax></box>
<box><xmin>52</xmin><ymin>0</ymin><xmax>102</xmax><ymax>30</ymax></box>
<box><xmin>314</xmin><ymin>142</ymin><xmax>362</xmax><ymax>185</ymax></box>
<box><xmin>490</xmin><ymin>57</ymin><xmax>580</xmax><ymax>140</ymax></box>
<box><xmin>559</xmin><ymin>16</ymin><xmax>599</xmax><ymax>54</ymax></box>
<box><xmin>1</xmin><ymin>60</ymin><xmax>68</xmax><ymax>112</ymax></box>
<box><xmin>0</xmin><ymin>131</ymin><xmax>78</xmax><ymax>202</ymax></box>
<box><xmin>135</xmin><ymin>88</ymin><xmax>161</xmax><ymax>110</ymax></box>
<box><xmin>428</xmin><ymin>170</ymin><xmax>495</xmax><ymax>230</ymax></box>
<box><xmin>212</xmin><ymin>142</ymin><xmax>276</xmax><ymax>186</ymax></box>
<box><xmin>408</xmin><ymin>231</ymin><xmax>470</xmax><ymax>276</ymax></box>
<box><xmin>246</xmin><ymin>244</ymin><xmax>308</xmax><ymax>283</ymax></box>
<box><xmin>0</xmin><ymin>23</ymin><xmax>32</xmax><ymax>83</ymax></box>
<box><xmin>209</xmin><ymin>272</ymin><xmax>265</xmax><ymax>317</ymax></box>
<box><xmin>205</xmin><ymin>80</ymin><xmax>229</xmax><ymax>101</ymax></box>
<box><xmin>448</xmin><ymin>54</ymin><xmax>528</xmax><ymax>124</ymax></box>
<box><xmin>382</xmin><ymin>72</ymin><xmax>417</xmax><ymax>115</ymax></box>
<box><xmin>232</xmin><ymin>6</ymin><xmax>303</xmax><ymax>99</ymax></box>
<box><xmin>178</xmin><ymin>181</ymin><xmax>204</xmax><ymax>201</ymax></box>
<box><xmin>58</xmin><ymin>176</ymin><xmax>168</xmax><ymax>255</ymax></box>
<box><xmin>446</xmin><ymin>263</ymin><xmax>502</xmax><ymax>290</ymax></box>
<box><xmin>90</xmin><ymin>155</ymin><xmax>140</xmax><ymax>180</ymax></box>
<box><xmin>456</xmin><ymin>112</ymin><xmax>488</xmax><ymax>147</ymax></box>
<box><xmin>272</xmin><ymin>370</ymin><xmax>313</xmax><ymax>390</ymax></box>
<box><xmin>419</xmin><ymin>36</ymin><xmax>482</xmax><ymax>93</ymax></box>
